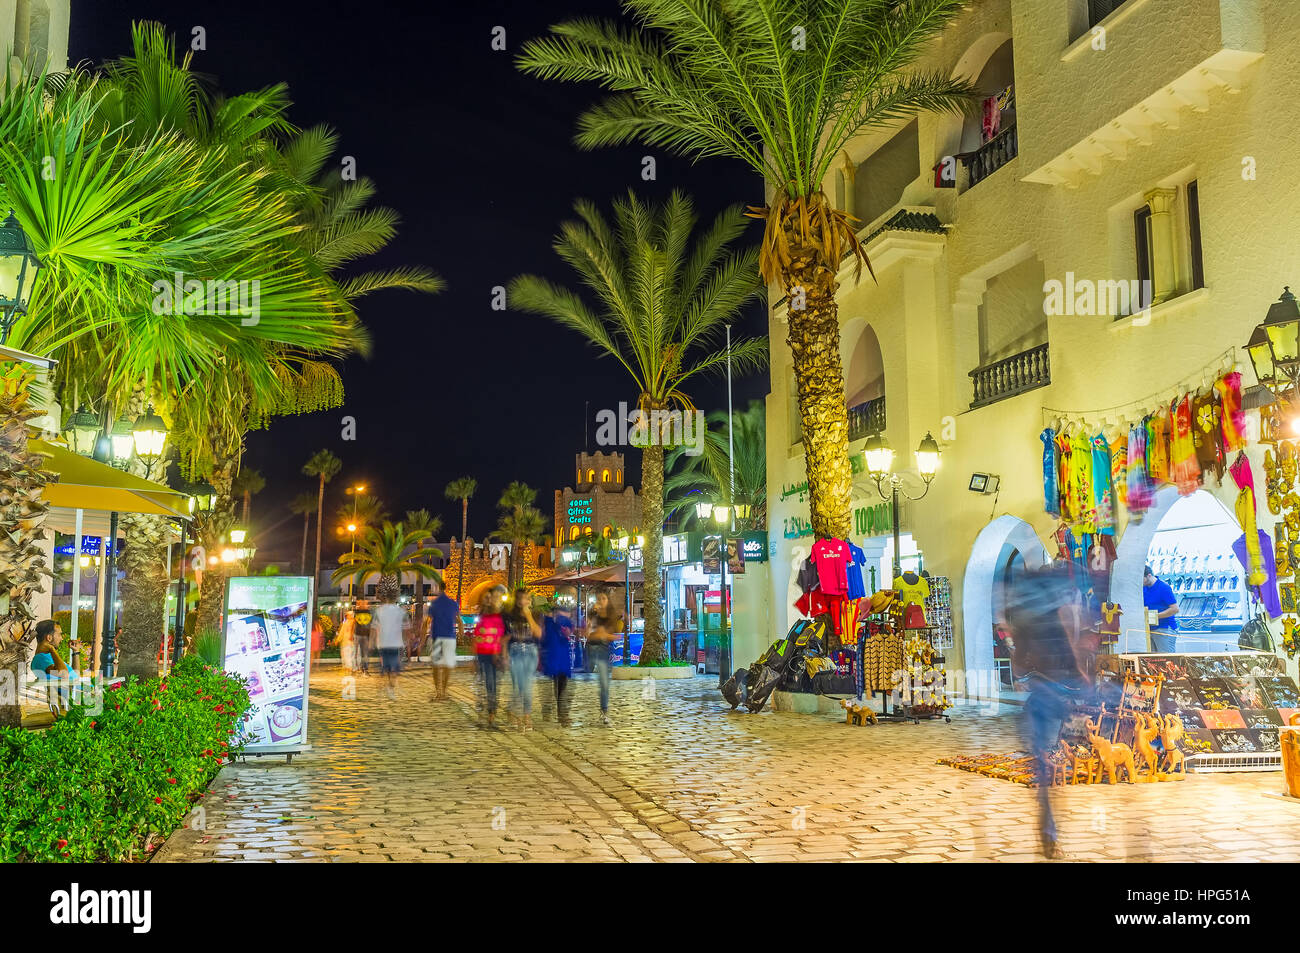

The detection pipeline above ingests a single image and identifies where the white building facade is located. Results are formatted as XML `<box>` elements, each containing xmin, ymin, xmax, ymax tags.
<box><xmin>766</xmin><ymin>0</ymin><xmax>1299</xmax><ymax>691</ymax></box>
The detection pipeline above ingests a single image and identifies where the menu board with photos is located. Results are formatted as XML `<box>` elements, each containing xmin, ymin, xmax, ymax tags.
<box><xmin>222</xmin><ymin>575</ymin><xmax>314</xmax><ymax>753</ymax></box>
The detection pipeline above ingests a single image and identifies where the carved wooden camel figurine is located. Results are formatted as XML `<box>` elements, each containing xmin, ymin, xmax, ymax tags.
<box><xmin>1059</xmin><ymin>740</ymin><xmax>1097</xmax><ymax>785</ymax></box>
<box><xmin>1132</xmin><ymin>712</ymin><xmax>1164</xmax><ymax>781</ymax></box>
<box><xmin>1158</xmin><ymin>713</ymin><xmax>1187</xmax><ymax>777</ymax></box>
<box><xmin>1086</xmin><ymin>712</ymin><xmax>1137</xmax><ymax>783</ymax></box>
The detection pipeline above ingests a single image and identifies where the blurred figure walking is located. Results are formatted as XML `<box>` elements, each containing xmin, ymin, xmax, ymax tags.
<box><xmin>542</xmin><ymin>587</ymin><xmax>577</xmax><ymax>726</ymax></box>
<box><xmin>427</xmin><ymin>578</ymin><xmax>461</xmax><ymax>700</ymax></box>
<box><xmin>586</xmin><ymin>587</ymin><xmax>624</xmax><ymax>726</ymax></box>
<box><xmin>336</xmin><ymin>610</ymin><xmax>357</xmax><ymax>673</ymax></box>
<box><xmin>504</xmin><ymin>588</ymin><xmax>543</xmax><ymax>731</ymax></box>
<box><xmin>473</xmin><ymin>587</ymin><xmax>507</xmax><ymax>729</ymax></box>
<box><xmin>373</xmin><ymin>597</ymin><xmax>409</xmax><ymax>700</ymax></box>
<box><xmin>1003</xmin><ymin>565</ymin><xmax>1088</xmax><ymax>859</ymax></box>
<box><xmin>354</xmin><ymin>602</ymin><xmax>374</xmax><ymax>676</ymax></box>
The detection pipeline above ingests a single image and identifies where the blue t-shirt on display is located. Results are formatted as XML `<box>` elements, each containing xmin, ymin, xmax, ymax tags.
<box><xmin>1143</xmin><ymin>579</ymin><xmax>1179</xmax><ymax>631</ymax></box>
<box><xmin>845</xmin><ymin>543</ymin><xmax>868</xmax><ymax>600</ymax></box>
<box><xmin>430</xmin><ymin>594</ymin><xmax>459</xmax><ymax>639</ymax></box>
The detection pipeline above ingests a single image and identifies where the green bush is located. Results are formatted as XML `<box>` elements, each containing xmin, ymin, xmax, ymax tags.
<box><xmin>192</xmin><ymin>628</ymin><xmax>223</xmax><ymax>667</ymax></box>
<box><xmin>0</xmin><ymin>656</ymin><xmax>250</xmax><ymax>862</ymax></box>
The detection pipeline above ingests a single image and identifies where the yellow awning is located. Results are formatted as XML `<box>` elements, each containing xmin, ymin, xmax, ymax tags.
<box><xmin>32</xmin><ymin>440</ymin><xmax>192</xmax><ymax>519</ymax></box>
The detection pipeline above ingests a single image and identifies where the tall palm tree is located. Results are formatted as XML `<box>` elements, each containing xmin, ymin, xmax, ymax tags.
<box><xmin>289</xmin><ymin>491</ymin><xmax>317</xmax><ymax>575</ymax></box>
<box><xmin>519</xmin><ymin>0</ymin><xmax>973</xmax><ymax>540</ymax></box>
<box><xmin>302</xmin><ymin>449</ymin><xmax>341</xmax><ymax>588</ymax></box>
<box><xmin>404</xmin><ymin>508</ymin><xmax>443</xmax><ymax>624</ymax></box>
<box><xmin>666</xmin><ymin>399</ymin><xmax>767</xmax><ymax>532</ymax></box>
<box><xmin>334</xmin><ymin>493</ymin><xmax>387</xmax><ymax>539</ymax></box>
<box><xmin>509</xmin><ymin>191</ymin><xmax>764</xmax><ymax>664</ymax></box>
<box><xmin>333</xmin><ymin>521</ymin><xmax>442</xmax><ymax>604</ymax></box>
<box><xmin>232</xmin><ymin>468</ymin><xmax>266</xmax><ymax>526</ymax></box>
<box><xmin>496</xmin><ymin>482</ymin><xmax>541</xmax><ymax>589</ymax></box>
<box><xmin>444</xmin><ymin>476</ymin><xmax>477</xmax><ymax>607</ymax></box>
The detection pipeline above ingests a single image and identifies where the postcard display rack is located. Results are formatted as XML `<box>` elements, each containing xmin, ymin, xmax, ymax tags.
<box><xmin>1117</xmin><ymin>653</ymin><xmax>1300</xmax><ymax>772</ymax></box>
<box><xmin>923</xmin><ymin>576</ymin><xmax>953</xmax><ymax>651</ymax></box>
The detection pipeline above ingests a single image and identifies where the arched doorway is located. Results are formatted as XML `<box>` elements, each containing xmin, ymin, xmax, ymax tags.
<box><xmin>1111</xmin><ymin>486</ymin><xmax>1246</xmax><ymax>654</ymax></box>
<box><xmin>962</xmin><ymin>515</ymin><xmax>1049</xmax><ymax>696</ymax></box>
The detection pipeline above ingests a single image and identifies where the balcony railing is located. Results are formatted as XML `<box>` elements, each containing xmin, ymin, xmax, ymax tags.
<box><xmin>969</xmin><ymin>343</ymin><xmax>1050</xmax><ymax>409</ymax></box>
<box><xmin>847</xmin><ymin>396</ymin><xmax>886</xmax><ymax>442</ymax></box>
<box><xmin>959</xmin><ymin>124</ymin><xmax>1018</xmax><ymax>190</ymax></box>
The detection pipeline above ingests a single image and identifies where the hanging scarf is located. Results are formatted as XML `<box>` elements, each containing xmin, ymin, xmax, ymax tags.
<box><xmin>1070</xmin><ymin>430</ymin><xmax>1095</xmax><ymax>534</ymax></box>
<box><xmin>1111</xmin><ymin>438</ymin><xmax>1128</xmax><ymax>508</ymax></box>
<box><xmin>1146</xmin><ymin>412</ymin><xmax>1170</xmax><ymax>483</ymax></box>
<box><xmin>1040</xmin><ymin>427</ymin><xmax>1060</xmax><ymax>517</ymax></box>
<box><xmin>1056</xmin><ymin>432</ymin><xmax>1074</xmax><ymax>522</ymax></box>
<box><xmin>1169</xmin><ymin>394</ymin><xmax>1201</xmax><ymax>495</ymax></box>
<box><xmin>1127</xmin><ymin>424</ymin><xmax>1155</xmax><ymax>515</ymax></box>
<box><xmin>1230</xmin><ymin>454</ymin><xmax>1268</xmax><ymax>586</ymax></box>
<box><xmin>1091</xmin><ymin>432</ymin><xmax>1114</xmax><ymax>534</ymax></box>
<box><xmin>1216</xmin><ymin>372</ymin><xmax>1247</xmax><ymax>452</ymax></box>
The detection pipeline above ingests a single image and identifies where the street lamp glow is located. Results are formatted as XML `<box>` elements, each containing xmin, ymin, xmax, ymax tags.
<box><xmin>695</xmin><ymin>500</ymin><xmax>713</xmax><ymax>520</ymax></box>
<box><xmin>347</xmin><ymin>523</ymin><xmax>357</xmax><ymax>533</ymax></box>
<box><xmin>864</xmin><ymin>432</ymin><xmax>894</xmax><ymax>477</ymax></box>
<box><xmin>131</xmin><ymin>406</ymin><xmax>168</xmax><ymax>463</ymax></box>
<box><xmin>712</xmin><ymin>504</ymin><xmax>730</xmax><ymax>524</ymax></box>
<box><xmin>229</xmin><ymin>528</ymin><xmax>247</xmax><ymax>545</ymax></box>
<box><xmin>915</xmin><ymin>432</ymin><xmax>941</xmax><ymax>482</ymax></box>
<box><xmin>64</xmin><ymin>405</ymin><xmax>100</xmax><ymax>457</ymax></box>
<box><xmin>109</xmin><ymin>418</ymin><xmax>135</xmax><ymax>465</ymax></box>
<box><xmin>220</xmin><ymin>548</ymin><xmax>238</xmax><ymax>563</ymax></box>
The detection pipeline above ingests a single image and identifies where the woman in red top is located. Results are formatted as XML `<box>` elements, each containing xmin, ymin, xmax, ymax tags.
<box><xmin>474</xmin><ymin>586</ymin><xmax>507</xmax><ymax>729</ymax></box>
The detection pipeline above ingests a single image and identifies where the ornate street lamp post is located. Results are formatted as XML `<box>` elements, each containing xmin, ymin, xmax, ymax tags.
<box><xmin>0</xmin><ymin>211</ymin><xmax>42</xmax><ymax>345</ymax></box>
<box><xmin>862</xmin><ymin>431</ymin><xmax>941</xmax><ymax>579</ymax></box>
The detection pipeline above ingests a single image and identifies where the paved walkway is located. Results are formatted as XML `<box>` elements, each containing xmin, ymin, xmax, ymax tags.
<box><xmin>156</xmin><ymin>666</ymin><xmax>1300</xmax><ymax>862</ymax></box>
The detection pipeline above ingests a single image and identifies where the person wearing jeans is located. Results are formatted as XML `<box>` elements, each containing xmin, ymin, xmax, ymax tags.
<box><xmin>473</xmin><ymin>588</ymin><xmax>507</xmax><ymax>729</ymax></box>
<box><xmin>504</xmin><ymin>588</ymin><xmax>542</xmax><ymax>730</ymax></box>
<box><xmin>586</xmin><ymin>588</ymin><xmax>624</xmax><ymax>726</ymax></box>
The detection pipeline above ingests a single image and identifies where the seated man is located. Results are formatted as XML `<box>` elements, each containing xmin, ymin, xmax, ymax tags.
<box><xmin>30</xmin><ymin>619</ymin><xmax>75</xmax><ymax>712</ymax></box>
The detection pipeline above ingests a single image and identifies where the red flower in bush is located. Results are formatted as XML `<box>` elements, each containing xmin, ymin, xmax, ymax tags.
<box><xmin>137</xmin><ymin>718</ymin><xmax>143</xmax><ymax>725</ymax></box>
<box><xmin>56</xmin><ymin>839</ymin><xmax>67</xmax><ymax>849</ymax></box>
<box><xmin>167</xmin><ymin>778</ymin><xmax>178</xmax><ymax>785</ymax></box>
<box><xmin>89</xmin><ymin>721</ymin><xmax>96</xmax><ymax>728</ymax></box>
<box><xmin>154</xmin><ymin>797</ymin><xmax>163</xmax><ymax>804</ymax></box>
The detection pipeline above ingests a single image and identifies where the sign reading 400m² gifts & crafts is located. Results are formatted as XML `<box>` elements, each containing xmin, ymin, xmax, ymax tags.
<box><xmin>221</xmin><ymin>575</ymin><xmax>315</xmax><ymax>755</ymax></box>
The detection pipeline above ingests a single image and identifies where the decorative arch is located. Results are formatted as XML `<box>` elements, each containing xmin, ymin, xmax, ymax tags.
<box><xmin>840</xmin><ymin>318</ymin><xmax>885</xmax><ymax>409</ymax></box>
<box><xmin>961</xmin><ymin>514</ymin><xmax>1049</xmax><ymax>696</ymax></box>
<box><xmin>935</xmin><ymin>31</ymin><xmax>1014</xmax><ymax>164</ymax></box>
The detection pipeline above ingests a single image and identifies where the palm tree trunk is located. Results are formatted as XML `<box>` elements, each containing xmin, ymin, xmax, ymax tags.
<box><xmin>785</xmin><ymin>246</ymin><xmax>852</xmax><ymax>541</ymax></box>
<box><xmin>455</xmin><ymin>498</ymin><xmax>467</xmax><ymax>606</ymax></box>
<box><xmin>313</xmin><ymin>475</ymin><xmax>325</xmax><ymax>590</ymax></box>
<box><xmin>193</xmin><ymin>432</ymin><xmax>240</xmax><ymax>639</ymax></box>
<box><xmin>639</xmin><ymin>442</ymin><xmax>667</xmax><ymax>664</ymax></box>
<box><xmin>300</xmin><ymin>512</ymin><xmax>310</xmax><ymax>575</ymax></box>
<box><xmin>116</xmin><ymin>388</ymin><xmax>169</xmax><ymax>680</ymax></box>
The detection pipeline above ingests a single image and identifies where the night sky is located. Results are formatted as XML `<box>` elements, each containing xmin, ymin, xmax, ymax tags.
<box><xmin>70</xmin><ymin>0</ymin><xmax>769</xmax><ymax>565</ymax></box>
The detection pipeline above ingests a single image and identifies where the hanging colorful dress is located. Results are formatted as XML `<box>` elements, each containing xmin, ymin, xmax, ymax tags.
<box><xmin>1127</xmin><ymin>424</ymin><xmax>1155</xmax><ymax>516</ymax></box>
<box><xmin>1056</xmin><ymin>431</ymin><xmax>1074</xmax><ymax>523</ymax></box>
<box><xmin>1146</xmin><ymin>412</ymin><xmax>1170</xmax><ymax>484</ymax></box>
<box><xmin>1091</xmin><ymin>432</ymin><xmax>1114</xmax><ymax>534</ymax></box>
<box><xmin>1230</xmin><ymin>454</ymin><xmax>1269</xmax><ymax>587</ymax></box>
<box><xmin>1069</xmin><ymin>430</ymin><xmax>1096</xmax><ymax>534</ymax></box>
<box><xmin>1040</xmin><ymin>427</ymin><xmax>1060</xmax><ymax>517</ymax></box>
<box><xmin>1111</xmin><ymin>437</ymin><xmax>1128</xmax><ymax>508</ymax></box>
<box><xmin>1216</xmin><ymin>372</ymin><xmax>1247</xmax><ymax>452</ymax></box>
<box><xmin>1169</xmin><ymin>394</ymin><xmax>1201</xmax><ymax>495</ymax></box>
<box><xmin>1192</xmin><ymin>389</ymin><xmax>1225</xmax><ymax>484</ymax></box>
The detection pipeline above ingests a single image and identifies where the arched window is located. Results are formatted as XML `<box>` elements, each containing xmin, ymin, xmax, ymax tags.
<box><xmin>616</xmin><ymin>469</ymin><xmax>622</xmax><ymax>483</ymax></box>
<box><xmin>602</xmin><ymin>469</ymin><xmax>611</xmax><ymax>483</ymax></box>
<box><xmin>569</xmin><ymin>526</ymin><xmax>579</xmax><ymax>541</ymax></box>
<box><xmin>587</xmin><ymin>469</ymin><xmax>596</xmax><ymax>482</ymax></box>
<box><xmin>602</xmin><ymin>525</ymin><xmax>612</xmax><ymax>538</ymax></box>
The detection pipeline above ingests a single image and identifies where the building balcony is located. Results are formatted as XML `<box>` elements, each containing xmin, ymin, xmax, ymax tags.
<box><xmin>847</xmin><ymin>396</ymin><xmax>886</xmax><ymax>442</ymax></box>
<box><xmin>958</xmin><ymin>124</ymin><xmax>1018</xmax><ymax>191</ymax></box>
<box><xmin>969</xmin><ymin>343</ymin><xmax>1050</xmax><ymax>409</ymax></box>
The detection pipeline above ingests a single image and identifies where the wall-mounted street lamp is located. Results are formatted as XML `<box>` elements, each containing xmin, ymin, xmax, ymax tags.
<box><xmin>0</xmin><ymin>210</ymin><xmax>42</xmax><ymax>345</ymax></box>
<box><xmin>861</xmin><ymin>431</ymin><xmax>942</xmax><ymax>578</ymax></box>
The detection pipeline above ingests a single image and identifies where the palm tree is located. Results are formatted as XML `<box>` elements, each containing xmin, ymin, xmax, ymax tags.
<box><xmin>289</xmin><ymin>492</ymin><xmax>318</xmax><ymax>575</ymax></box>
<box><xmin>496</xmin><ymin>482</ymin><xmax>543</xmax><ymax>589</ymax></box>
<box><xmin>302</xmin><ymin>449</ymin><xmax>342</xmax><ymax>588</ymax></box>
<box><xmin>404</xmin><ymin>508</ymin><xmax>442</xmax><ymax>623</ymax></box>
<box><xmin>334</xmin><ymin>493</ymin><xmax>388</xmax><ymax>540</ymax></box>
<box><xmin>232</xmin><ymin>468</ymin><xmax>266</xmax><ymax>526</ymax></box>
<box><xmin>666</xmin><ymin>399</ymin><xmax>767</xmax><ymax>531</ymax></box>
<box><xmin>518</xmin><ymin>0</ymin><xmax>973</xmax><ymax>540</ymax></box>
<box><xmin>333</xmin><ymin>521</ymin><xmax>442</xmax><ymax>605</ymax></box>
<box><xmin>444</xmin><ymin>476</ymin><xmax>477</xmax><ymax>607</ymax></box>
<box><xmin>509</xmin><ymin>191</ymin><xmax>764</xmax><ymax>664</ymax></box>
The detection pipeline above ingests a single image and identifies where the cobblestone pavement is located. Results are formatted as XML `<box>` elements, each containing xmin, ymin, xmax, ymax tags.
<box><xmin>155</xmin><ymin>665</ymin><xmax>1300</xmax><ymax>863</ymax></box>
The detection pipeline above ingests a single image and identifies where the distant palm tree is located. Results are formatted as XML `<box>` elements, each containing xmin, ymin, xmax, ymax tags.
<box><xmin>232</xmin><ymin>469</ymin><xmax>266</xmax><ymax>527</ymax></box>
<box><xmin>518</xmin><ymin>0</ymin><xmax>972</xmax><ymax>541</ymax></box>
<box><xmin>302</xmin><ymin>449</ymin><xmax>342</xmax><ymax>584</ymax></box>
<box><xmin>444</xmin><ymin>476</ymin><xmax>477</xmax><ymax>607</ymax></box>
<box><xmin>289</xmin><ymin>492</ymin><xmax>318</xmax><ymax>575</ymax></box>
<box><xmin>333</xmin><ymin>522</ymin><xmax>442</xmax><ymax>604</ymax></box>
<box><xmin>496</xmin><ymin>482</ymin><xmax>543</xmax><ymax>589</ymax></box>
<box><xmin>508</xmin><ymin>191</ymin><xmax>764</xmax><ymax>664</ymax></box>
<box><xmin>404</xmin><ymin>508</ymin><xmax>443</xmax><ymax>623</ymax></box>
<box><xmin>666</xmin><ymin>400</ymin><xmax>767</xmax><ymax>532</ymax></box>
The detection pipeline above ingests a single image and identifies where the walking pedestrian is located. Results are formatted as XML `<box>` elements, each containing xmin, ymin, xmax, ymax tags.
<box><xmin>473</xmin><ymin>587</ymin><xmax>507</xmax><ymax>729</ymax></box>
<box><xmin>310</xmin><ymin>615</ymin><xmax>324</xmax><ymax>665</ymax></box>
<box><xmin>1003</xmin><ymin>565</ymin><xmax>1088</xmax><ymax>860</ymax></box>
<box><xmin>427</xmin><ymin>578</ymin><xmax>461</xmax><ymax>700</ymax></box>
<box><xmin>373</xmin><ymin>596</ymin><xmax>408</xmax><ymax>700</ymax></box>
<box><xmin>541</xmin><ymin>587</ymin><xmax>576</xmax><ymax>726</ymax></box>
<box><xmin>504</xmin><ymin>588</ymin><xmax>542</xmax><ymax>731</ymax></box>
<box><xmin>586</xmin><ymin>587</ymin><xmax>623</xmax><ymax>726</ymax></box>
<box><xmin>336</xmin><ymin>610</ymin><xmax>357</xmax><ymax>673</ymax></box>
<box><xmin>353</xmin><ymin>602</ymin><xmax>373</xmax><ymax>675</ymax></box>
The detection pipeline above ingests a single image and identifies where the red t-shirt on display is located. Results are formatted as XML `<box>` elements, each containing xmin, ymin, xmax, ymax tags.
<box><xmin>811</xmin><ymin>539</ymin><xmax>850</xmax><ymax>595</ymax></box>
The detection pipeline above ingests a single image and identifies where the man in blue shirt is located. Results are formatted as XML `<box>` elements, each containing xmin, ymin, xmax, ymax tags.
<box><xmin>1143</xmin><ymin>565</ymin><xmax>1179</xmax><ymax>653</ymax></box>
<box><xmin>424</xmin><ymin>579</ymin><xmax>462</xmax><ymax>700</ymax></box>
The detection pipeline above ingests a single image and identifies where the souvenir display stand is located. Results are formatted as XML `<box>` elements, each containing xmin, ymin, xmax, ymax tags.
<box><xmin>924</xmin><ymin>576</ymin><xmax>954</xmax><ymax>651</ymax></box>
<box><xmin>857</xmin><ymin>590</ymin><xmax>952</xmax><ymax>724</ymax></box>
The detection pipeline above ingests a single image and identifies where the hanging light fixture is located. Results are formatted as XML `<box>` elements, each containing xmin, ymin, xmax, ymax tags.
<box><xmin>864</xmin><ymin>432</ymin><xmax>895</xmax><ymax>478</ymax></box>
<box><xmin>109</xmin><ymin>417</ymin><xmax>135</xmax><ymax>467</ymax></box>
<box><xmin>0</xmin><ymin>211</ymin><xmax>42</xmax><ymax>344</ymax></box>
<box><xmin>64</xmin><ymin>405</ymin><xmax>100</xmax><ymax>457</ymax></box>
<box><xmin>915</xmin><ymin>432</ymin><xmax>941</xmax><ymax>483</ymax></box>
<box><xmin>132</xmin><ymin>406</ymin><xmax>168</xmax><ymax>474</ymax></box>
<box><xmin>1247</xmin><ymin>287</ymin><xmax>1300</xmax><ymax>402</ymax></box>
<box><xmin>695</xmin><ymin>499</ymin><xmax>714</xmax><ymax>520</ymax></box>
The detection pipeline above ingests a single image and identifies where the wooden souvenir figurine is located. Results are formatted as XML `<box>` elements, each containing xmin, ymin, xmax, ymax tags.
<box><xmin>1132</xmin><ymin>712</ymin><xmax>1164</xmax><ymax>781</ymax></box>
<box><xmin>1087</xmin><ymin>713</ymin><xmax>1137</xmax><ymax>783</ymax></box>
<box><xmin>1158</xmin><ymin>713</ymin><xmax>1187</xmax><ymax>777</ymax></box>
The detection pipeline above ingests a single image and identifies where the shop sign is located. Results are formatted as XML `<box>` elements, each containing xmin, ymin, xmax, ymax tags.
<box><xmin>741</xmin><ymin>531</ymin><xmax>768</xmax><ymax>562</ymax></box>
<box><xmin>628</xmin><ymin>546</ymin><xmax>643</xmax><ymax>570</ymax></box>
<box><xmin>663</xmin><ymin>533</ymin><xmax>689</xmax><ymax>564</ymax></box>
<box><xmin>221</xmin><ymin>575</ymin><xmax>314</xmax><ymax>753</ymax></box>
<box><xmin>567</xmin><ymin>497</ymin><xmax>594</xmax><ymax>524</ymax></box>
<box><xmin>55</xmin><ymin>536</ymin><xmax>118</xmax><ymax>557</ymax></box>
<box><xmin>782</xmin><ymin>500</ymin><xmax>901</xmax><ymax>540</ymax></box>
<box><xmin>702</xmin><ymin>535</ymin><xmax>744</xmax><ymax>574</ymax></box>
<box><xmin>778</xmin><ymin>458</ymin><xmax>864</xmax><ymax>504</ymax></box>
